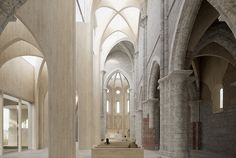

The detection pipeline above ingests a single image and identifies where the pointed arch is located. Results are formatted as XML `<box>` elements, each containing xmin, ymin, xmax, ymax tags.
<box><xmin>148</xmin><ymin>61</ymin><xmax>160</xmax><ymax>99</ymax></box>
<box><xmin>0</xmin><ymin>40</ymin><xmax>44</xmax><ymax>68</ymax></box>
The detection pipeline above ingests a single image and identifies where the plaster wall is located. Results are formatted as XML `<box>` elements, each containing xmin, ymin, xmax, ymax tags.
<box><xmin>0</xmin><ymin>58</ymin><xmax>34</xmax><ymax>101</ymax></box>
<box><xmin>0</xmin><ymin>19</ymin><xmax>39</xmax><ymax>51</ymax></box>
<box><xmin>16</xmin><ymin>0</ymin><xmax>77</xmax><ymax>157</ymax></box>
<box><xmin>146</xmin><ymin>0</ymin><xmax>161</xmax><ymax>61</ymax></box>
<box><xmin>167</xmin><ymin>0</ymin><xmax>184</xmax><ymax>51</ymax></box>
<box><xmin>38</xmin><ymin>63</ymin><xmax>48</xmax><ymax>149</ymax></box>
<box><xmin>76</xmin><ymin>22</ymin><xmax>94</xmax><ymax>150</ymax></box>
<box><xmin>200</xmin><ymin>57</ymin><xmax>228</xmax><ymax>112</ymax></box>
<box><xmin>104</xmin><ymin>51</ymin><xmax>133</xmax><ymax>77</ymax></box>
<box><xmin>93</xmin><ymin>52</ymin><xmax>102</xmax><ymax>146</ymax></box>
<box><xmin>136</xmin><ymin>26</ymin><xmax>144</xmax><ymax>86</ymax></box>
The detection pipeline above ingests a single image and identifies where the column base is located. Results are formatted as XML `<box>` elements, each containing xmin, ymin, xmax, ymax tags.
<box><xmin>157</xmin><ymin>150</ymin><xmax>189</xmax><ymax>158</ymax></box>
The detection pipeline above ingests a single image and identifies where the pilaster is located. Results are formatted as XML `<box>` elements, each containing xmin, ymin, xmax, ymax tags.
<box><xmin>100</xmin><ymin>70</ymin><xmax>106</xmax><ymax>140</ymax></box>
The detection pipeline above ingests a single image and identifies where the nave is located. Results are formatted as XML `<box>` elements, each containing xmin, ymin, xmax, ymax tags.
<box><xmin>0</xmin><ymin>150</ymin><xmax>159</xmax><ymax>158</ymax></box>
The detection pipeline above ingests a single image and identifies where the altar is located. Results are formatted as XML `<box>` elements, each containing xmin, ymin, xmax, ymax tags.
<box><xmin>92</xmin><ymin>141</ymin><xmax>144</xmax><ymax>158</ymax></box>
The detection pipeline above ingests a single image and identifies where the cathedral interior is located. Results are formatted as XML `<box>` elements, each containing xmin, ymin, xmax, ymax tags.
<box><xmin>0</xmin><ymin>0</ymin><xmax>236</xmax><ymax>158</ymax></box>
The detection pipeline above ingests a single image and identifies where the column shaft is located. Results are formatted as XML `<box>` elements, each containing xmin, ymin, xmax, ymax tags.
<box><xmin>169</xmin><ymin>70</ymin><xmax>192</xmax><ymax>157</ymax></box>
<box><xmin>27</xmin><ymin>103</ymin><xmax>32</xmax><ymax>149</ymax></box>
<box><xmin>129</xmin><ymin>90</ymin><xmax>135</xmax><ymax>139</ymax></box>
<box><xmin>18</xmin><ymin>99</ymin><xmax>22</xmax><ymax>152</ymax></box>
<box><xmin>0</xmin><ymin>93</ymin><xmax>3</xmax><ymax>155</ymax></box>
<box><xmin>158</xmin><ymin>76</ymin><xmax>167</xmax><ymax>152</ymax></box>
<box><xmin>100</xmin><ymin>70</ymin><xmax>106</xmax><ymax>140</ymax></box>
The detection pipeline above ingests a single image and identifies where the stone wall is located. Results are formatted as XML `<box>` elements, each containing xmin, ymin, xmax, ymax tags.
<box><xmin>142</xmin><ymin>116</ymin><xmax>157</xmax><ymax>150</ymax></box>
<box><xmin>199</xmin><ymin>63</ymin><xmax>236</xmax><ymax>157</ymax></box>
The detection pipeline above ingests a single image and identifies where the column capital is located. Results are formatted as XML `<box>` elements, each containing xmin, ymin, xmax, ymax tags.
<box><xmin>159</xmin><ymin>70</ymin><xmax>193</xmax><ymax>84</ymax></box>
<box><xmin>131</xmin><ymin>114</ymin><xmax>136</xmax><ymax>117</ymax></box>
<box><xmin>169</xmin><ymin>70</ymin><xmax>193</xmax><ymax>80</ymax></box>
<box><xmin>143</xmin><ymin>98</ymin><xmax>159</xmax><ymax>104</ymax></box>
<box><xmin>101</xmin><ymin>70</ymin><xmax>106</xmax><ymax>74</ymax></box>
<box><xmin>136</xmin><ymin>108</ymin><xmax>143</xmax><ymax>112</ymax></box>
<box><xmin>134</xmin><ymin>51</ymin><xmax>139</xmax><ymax>56</ymax></box>
<box><xmin>140</xmin><ymin>15</ymin><xmax>148</xmax><ymax>28</ymax></box>
<box><xmin>188</xmin><ymin>100</ymin><xmax>202</xmax><ymax>106</ymax></box>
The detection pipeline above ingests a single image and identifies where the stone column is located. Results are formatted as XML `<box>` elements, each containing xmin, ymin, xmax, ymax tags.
<box><xmin>31</xmin><ymin>103</ymin><xmax>38</xmax><ymax>150</ymax></box>
<box><xmin>169</xmin><ymin>70</ymin><xmax>192</xmax><ymax>158</ymax></box>
<box><xmin>100</xmin><ymin>70</ymin><xmax>106</xmax><ymax>140</ymax></box>
<box><xmin>0</xmin><ymin>92</ymin><xmax>3</xmax><ymax>155</ymax></box>
<box><xmin>135</xmin><ymin>109</ymin><xmax>143</xmax><ymax>147</ymax></box>
<box><xmin>129</xmin><ymin>89</ymin><xmax>135</xmax><ymax>139</ymax></box>
<box><xmin>140</xmin><ymin>5</ymin><xmax>148</xmax><ymax>101</ymax></box>
<box><xmin>18</xmin><ymin>99</ymin><xmax>22</xmax><ymax>152</ymax></box>
<box><xmin>146</xmin><ymin>98</ymin><xmax>159</xmax><ymax>129</ymax></box>
<box><xmin>158</xmin><ymin>75</ymin><xmax>168</xmax><ymax>152</ymax></box>
<box><xmin>102</xmin><ymin>88</ymin><xmax>107</xmax><ymax>139</ymax></box>
<box><xmin>27</xmin><ymin>103</ymin><xmax>32</xmax><ymax>150</ymax></box>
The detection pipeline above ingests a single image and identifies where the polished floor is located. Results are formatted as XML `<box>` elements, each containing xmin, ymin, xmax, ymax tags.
<box><xmin>0</xmin><ymin>149</ymin><xmax>159</xmax><ymax>158</ymax></box>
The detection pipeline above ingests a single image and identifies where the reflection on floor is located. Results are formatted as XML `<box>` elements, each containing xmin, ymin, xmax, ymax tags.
<box><xmin>0</xmin><ymin>149</ymin><xmax>160</xmax><ymax>158</ymax></box>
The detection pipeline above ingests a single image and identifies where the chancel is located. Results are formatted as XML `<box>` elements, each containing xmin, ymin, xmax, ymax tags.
<box><xmin>0</xmin><ymin>0</ymin><xmax>236</xmax><ymax>158</ymax></box>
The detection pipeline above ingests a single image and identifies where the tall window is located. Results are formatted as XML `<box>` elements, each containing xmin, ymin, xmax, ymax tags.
<box><xmin>116</xmin><ymin>101</ymin><xmax>120</xmax><ymax>113</ymax></box>
<box><xmin>220</xmin><ymin>88</ymin><xmax>223</xmax><ymax>109</ymax></box>
<box><xmin>3</xmin><ymin>109</ymin><xmax>9</xmax><ymax>131</ymax></box>
<box><xmin>22</xmin><ymin>120</ymin><xmax>28</xmax><ymax>129</ymax></box>
<box><xmin>107</xmin><ymin>100</ymin><xmax>109</xmax><ymax>113</ymax></box>
<box><xmin>127</xmin><ymin>100</ymin><xmax>130</xmax><ymax>113</ymax></box>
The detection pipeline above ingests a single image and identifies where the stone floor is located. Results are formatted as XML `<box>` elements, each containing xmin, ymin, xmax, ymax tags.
<box><xmin>0</xmin><ymin>149</ymin><xmax>160</xmax><ymax>158</ymax></box>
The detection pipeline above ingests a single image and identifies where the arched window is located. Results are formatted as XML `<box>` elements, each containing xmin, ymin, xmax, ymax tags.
<box><xmin>220</xmin><ymin>88</ymin><xmax>223</xmax><ymax>109</ymax></box>
<box><xmin>127</xmin><ymin>100</ymin><xmax>130</xmax><ymax>113</ymax></box>
<box><xmin>116</xmin><ymin>101</ymin><xmax>120</xmax><ymax>113</ymax></box>
<box><xmin>106</xmin><ymin>100</ymin><xmax>109</xmax><ymax>113</ymax></box>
